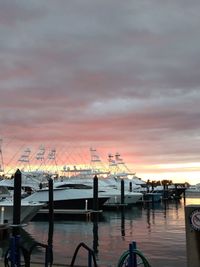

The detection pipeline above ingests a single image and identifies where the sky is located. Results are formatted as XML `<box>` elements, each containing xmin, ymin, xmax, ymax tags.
<box><xmin>0</xmin><ymin>1</ymin><xmax>200</xmax><ymax>184</ymax></box>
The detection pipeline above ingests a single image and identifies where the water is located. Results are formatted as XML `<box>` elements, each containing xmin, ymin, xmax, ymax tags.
<box><xmin>1</xmin><ymin>197</ymin><xmax>200</xmax><ymax>267</ymax></box>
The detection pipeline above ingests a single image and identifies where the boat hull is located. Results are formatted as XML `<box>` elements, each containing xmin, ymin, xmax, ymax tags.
<box><xmin>25</xmin><ymin>187</ymin><xmax>109</xmax><ymax>210</ymax></box>
<box><xmin>102</xmin><ymin>192</ymin><xmax>143</xmax><ymax>206</ymax></box>
<box><xmin>0</xmin><ymin>201</ymin><xmax>45</xmax><ymax>224</ymax></box>
<box><xmin>47</xmin><ymin>197</ymin><xmax>109</xmax><ymax>210</ymax></box>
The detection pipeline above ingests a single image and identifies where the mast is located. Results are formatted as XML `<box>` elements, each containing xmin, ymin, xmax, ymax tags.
<box><xmin>35</xmin><ymin>145</ymin><xmax>46</xmax><ymax>170</ymax></box>
<box><xmin>47</xmin><ymin>147</ymin><xmax>58</xmax><ymax>174</ymax></box>
<box><xmin>90</xmin><ymin>147</ymin><xmax>109</xmax><ymax>175</ymax></box>
<box><xmin>18</xmin><ymin>147</ymin><xmax>31</xmax><ymax>171</ymax></box>
<box><xmin>115</xmin><ymin>152</ymin><xmax>136</xmax><ymax>176</ymax></box>
<box><xmin>0</xmin><ymin>138</ymin><xmax>4</xmax><ymax>173</ymax></box>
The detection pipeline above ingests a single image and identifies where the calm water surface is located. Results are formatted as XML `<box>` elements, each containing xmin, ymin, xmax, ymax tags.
<box><xmin>1</xmin><ymin>197</ymin><xmax>200</xmax><ymax>267</ymax></box>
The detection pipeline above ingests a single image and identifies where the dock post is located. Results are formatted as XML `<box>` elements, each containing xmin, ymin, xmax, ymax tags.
<box><xmin>93</xmin><ymin>175</ymin><xmax>98</xmax><ymax>211</ymax></box>
<box><xmin>151</xmin><ymin>182</ymin><xmax>154</xmax><ymax>192</ymax></box>
<box><xmin>11</xmin><ymin>169</ymin><xmax>22</xmax><ymax>267</ymax></box>
<box><xmin>0</xmin><ymin>207</ymin><xmax>4</xmax><ymax>224</ymax></box>
<box><xmin>163</xmin><ymin>184</ymin><xmax>168</xmax><ymax>200</ymax></box>
<box><xmin>129</xmin><ymin>182</ymin><xmax>132</xmax><ymax>192</ymax></box>
<box><xmin>129</xmin><ymin>241</ymin><xmax>137</xmax><ymax>267</ymax></box>
<box><xmin>185</xmin><ymin>205</ymin><xmax>200</xmax><ymax>267</ymax></box>
<box><xmin>121</xmin><ymin>207</ymin><xmax>125</xmax><ymax>236</ymax></box>
<box><xmin>13</xmin><ymin>169</ymin><xmax>21</xmax><ymax>229</ymax></box>
<box><xmin>174</xmin><ymin>184</ymin><xmax>178</xmax><ymax>198</ymax></box>
<box><xmin>93</xmin><ymin>218</ymin><xmax>99</xmax><ymax>254</ymax></box>
<box><xmin>183</xmin><ymin>186</ymin><xmax>186</xmax><ymax>203</ymax></box>
<box><xmin>85</xmin><ymin>200</ymin><xmax>88</xmax><ymax>211</ymax></box>
<box><xmin>121</xmin><ymin>179</ymin><xmax>124</xmax><ymax>205</ymax></box>
<box><xmin>46</xmin><ymin>177</ymin><xmax>54</xmax><ymax>266</ymax></box>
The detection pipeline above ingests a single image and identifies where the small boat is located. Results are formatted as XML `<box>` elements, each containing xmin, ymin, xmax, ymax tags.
<box><xmin>0</xmin><ymin>199</ymin><xmax>45</xmax><ymax>224</ymax></box>
<box><xmin>0</xmin><ymin>184</ymin><xmax>45</xmax><ymax>224</ymax></box>
<box><xmin>152</xmin><ymin>184</ymin><xmax>186</xmax><ymax>200</ymax></box>
<box><xmin>185</xmin><ymin>183</ymin><xmax>200</xmax><ymax>197</ymax></box>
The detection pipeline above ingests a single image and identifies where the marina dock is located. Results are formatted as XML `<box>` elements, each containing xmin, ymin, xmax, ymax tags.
<box><xmin>38</xmin><ymin>208</ymin><xmax>101</xmax><ymax>215</ymax></box>
<box><xmin>33</xmin><ymin>208</ymin><xmax>103</xmax><ymax>221</ymax></box>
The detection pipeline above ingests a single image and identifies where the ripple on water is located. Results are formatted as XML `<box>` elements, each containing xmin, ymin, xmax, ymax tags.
<box><xmin>2</xmin><ymin>200</ymin><xmax>189</xmax><ymax>267</ymax></box>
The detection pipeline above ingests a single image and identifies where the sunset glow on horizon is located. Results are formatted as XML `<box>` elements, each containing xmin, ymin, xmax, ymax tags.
<box><xmin>0</xmin><ymin>1</ymin><xmax>200</xmax><ymax>186</ymax></box>
<box><xmin>0</xmin><ymin>141</ymin><xmax>199</xmax><ymax>185</ymax></box>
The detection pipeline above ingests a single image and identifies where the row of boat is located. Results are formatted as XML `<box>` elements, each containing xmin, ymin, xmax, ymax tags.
<box><xmin>0</xmin><ymin>169</ymin><xmax>187</xmax><ymax>225</ymax></box>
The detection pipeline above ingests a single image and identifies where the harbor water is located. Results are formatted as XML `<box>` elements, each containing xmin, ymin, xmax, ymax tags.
<box><xmin>1</xmin><ymin>197</ymin><xmax>200</xmax><ymax>267</ymax></box>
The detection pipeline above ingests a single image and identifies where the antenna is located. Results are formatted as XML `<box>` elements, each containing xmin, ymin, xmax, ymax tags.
<box><xmin>18</xmin><ymin>147</ymin><xmax>31</xmax><ymax>171</ymax></box>
<box><xmin>46</xmin><ymin>147</ymin><xmax>58</xmax><ymax>174</ymax></box>
<box><xmin>0</xmin><ymin>138</ymin><xmax>4</xmax><ymax>173</ymax></box>
<box><xmin>35</xmin><ymin>145</ymin><xmax>46</xmax><ymax>170</ymax></box>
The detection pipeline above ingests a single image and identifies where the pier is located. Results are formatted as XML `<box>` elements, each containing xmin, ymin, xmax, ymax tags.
<box><xmin>35</xmin><ymin>208</ymin><xmax>103</xmax><ymax>220</ymax></box>
<box><xmin>102</xmin><ymin>203</ymin><xmax>128</xmax><ymax>210</ymax></box>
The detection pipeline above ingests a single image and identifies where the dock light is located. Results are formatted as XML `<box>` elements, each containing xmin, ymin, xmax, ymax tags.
<box><xmin>0</xmin><ymin>207</ymin><xmax>4</xmax><ymax>224</ymax></box>
<box><xmin>85</xmin><ymin>200</ymin><xmax>88</xmax><ymax>211</ymax></box>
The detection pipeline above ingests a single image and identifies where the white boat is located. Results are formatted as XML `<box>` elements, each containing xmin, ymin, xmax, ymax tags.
<box><xmin>24</xmin><ymin>185</ymin><xmax>109</xmax><ymax>210</ymax></box>
<box><xmin>185</xmin><ymin>183</ymin><xmax>200</xmax><ymax>197</ymax></box>
<box><xmin>107</xmin><ymin>152</ymin><xmax>146</xmax><ymax>184</ymax></box>
<box><xmin>2</xmin><ymin>170</ymin><xmax>109</xmax><ymax>211</ymax></box>
<box><xmin>59</xmin><ymin>149</ymin><xmax>144</xmax><ymax>206</ymax></box>
<box><xmin>59</xmin><ymin>150</ymin><xmax>144</xmax><ymax>206</ymax></box>
<box><xmin>97</xmin><ymin>177</ymin><xmax>143</xmax><ymax>205</ymax></box>
<box><xmin>152</xmin><ymin>184</ymin><xmax>186</xmax><ymax>200</ymax></box>
<box><xmin>0</xmin><ymin>184</ymin><xmax>45</xmax><ymax>224</ymax></box>
<box><xmin>53</xmin><ymin>177</ymin><xmax>143</xmax><ymax>207</ymax></box>
<box><xmin>0</xmin><ymin>174</ymin><xmax>45</xmax><ymax>197</ymax></box>
<box><xmin>0</xmin><ymin>199</ymin><xmax>45</xmax><ymax>224</ymax></box>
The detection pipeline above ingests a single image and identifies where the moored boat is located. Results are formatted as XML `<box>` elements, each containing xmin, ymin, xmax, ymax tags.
<box><xmin>0</xmin><ymin>199</ymin><xmax>45</xmax><ymax>224</ymax></box>
<box><xmin>53</xmin><ymin>177</ymin><xmax>143</xmax><ymax>208</ymax></box>
<box><xmin>24</xmin><ymin>186</ymin><xmax>109</xmax><ymax>210</ymax></box>
<box><xmin>0</xmin><ymin>184</ymin><xmax>45</xmax><ymax>224</ymax></box>
<box><xmin>185</xmin><ymin>183</ymin><xmax>200</xmax><ymax>197</ymax></box>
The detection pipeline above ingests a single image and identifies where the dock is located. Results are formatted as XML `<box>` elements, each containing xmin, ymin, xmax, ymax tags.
<box><xmin>103</xmin><ymin>203</ymin><xmax>128</xmax><ymax>210</ymax></box>
<box><xmin>33</xmin><ymin>209</ymin><xmax>103</xmax><ymax>221</ymax></box>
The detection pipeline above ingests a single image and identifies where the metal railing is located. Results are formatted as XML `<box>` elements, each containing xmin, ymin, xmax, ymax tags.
<box><xmin>70</xmin><ymin>242</ymin><xmax>98</xmax><ymax>267</ymax></box>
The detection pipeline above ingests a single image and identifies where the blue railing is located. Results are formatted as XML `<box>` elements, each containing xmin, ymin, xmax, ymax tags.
<box><xmin>117</xmin><ymin>241</ymin><xmax>152</xmax><ymax>267</ymax></box>
<box><xmin>4</xmin><ymin>235</ymin><xmax>53</xmax><ymax>267</ymax></box>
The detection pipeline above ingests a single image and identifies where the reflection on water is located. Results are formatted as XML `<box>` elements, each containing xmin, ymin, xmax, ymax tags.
<box><xmin>185</xmin><ymin>196</ymin><xmax>200</xmax><ymax>205</ymax></box>
<box><xmin>1</xmin><ymin>198</ymin><xmax>200</xmax><ymax>267</ymax></box>
<box><xmin>120</xmin><ymin>208</ymin><xmax>125</xmax><ymax>237</ymax></box>
<box><xmin>0</xmin><ymin>227</ymin><xmax>43</xmax><ymax>260</ymax></box>
<box><xmin>93</xmin><ymin>217</ymin><xmax>99</xmax><ymax>255</ymax></box>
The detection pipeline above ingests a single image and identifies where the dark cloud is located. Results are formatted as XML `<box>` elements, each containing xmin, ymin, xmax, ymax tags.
<box><xmin>0</xmin><ymin>1</ymin><xmax>200</xmax><ymax>183</ymax></box>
